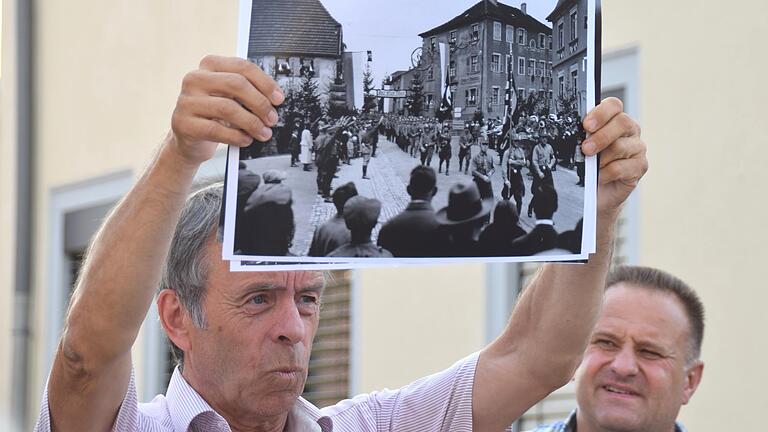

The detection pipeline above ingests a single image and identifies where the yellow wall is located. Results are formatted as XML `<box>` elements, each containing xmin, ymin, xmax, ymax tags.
<box><xmin>28</xmin><ymin>0</ymin><xmax>239</xmax><ymax>423</ymax></box>
<box><xmin>602</xmin><ymin>1</ymin><xmax>768</xmax><ymax>429</ymax></box>
<box><xmin>355</xmin><ymin>264</ymin><xmax>487</xmax><ymax>393</ymax></box>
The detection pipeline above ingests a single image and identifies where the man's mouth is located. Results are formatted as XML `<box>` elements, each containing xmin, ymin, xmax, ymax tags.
<box><xmin>602</xmin><ymin>385</ymin><xmax>639</xmax><ymax>397</ymax></box>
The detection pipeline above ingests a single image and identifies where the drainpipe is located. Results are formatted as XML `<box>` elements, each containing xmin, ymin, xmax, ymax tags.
<box><xmin>12</xmin><ymin>0</ymin><xmax>35</xmax><ymax>429</ymax></box>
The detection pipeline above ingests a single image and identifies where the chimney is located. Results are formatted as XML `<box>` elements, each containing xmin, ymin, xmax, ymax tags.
<box><xmin>521</xmin><ymin>2</ymin><xmax>527</xmax><ymax>14</ymax></box>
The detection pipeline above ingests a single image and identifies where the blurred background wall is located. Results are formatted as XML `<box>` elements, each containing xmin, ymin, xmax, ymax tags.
<box><xmin>1</xmin><ymin>0</ymin><xmax>766</xmax><ymax>430</ymax></box>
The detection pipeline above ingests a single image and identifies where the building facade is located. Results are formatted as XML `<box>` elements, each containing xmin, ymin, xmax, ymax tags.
<box><xmin>247</xmin><ymin>0</ymin><xmax>344</xmax><ymax>106</ymax></box>
<box><xmin>418</xmin><ymin>1</ymin><xmax>553</xmax><ymax>122</ymax></box>
<box><xmin>386</xmin><ymin>69</ymin><xmax>419</xmax><ymax>115</ymax></box>
<box><xmin>547</xmin><ymin>0</ymin><xmax>588</xmax><ymax>117</ymax></box>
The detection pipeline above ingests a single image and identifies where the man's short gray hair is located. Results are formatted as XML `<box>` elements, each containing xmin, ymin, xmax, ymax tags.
<box><xmin>160</xmin><ymin>179</ymin><xmax>223</xmax><ymax>365</ymax></box>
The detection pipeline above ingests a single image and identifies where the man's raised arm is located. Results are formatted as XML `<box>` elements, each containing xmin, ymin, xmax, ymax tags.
<box><xmin>472</xmin><ymin>98</ymin><xmax>647</xmax><ymax>432</ymax></box>
<box><xmin>46</xmin><ymin>56</ymin><xmax>284</xmax><ymax>431</ymax></box>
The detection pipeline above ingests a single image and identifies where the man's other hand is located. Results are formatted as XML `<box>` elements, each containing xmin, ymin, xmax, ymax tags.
<box><xmin>581</xmin><ymin>97</ymin><xmax>648</xmax><ymax>217</ymax></box>
<box><xmin>169</xmin><ymin>55</ymin><xmax>285</xmax><ymax>166</ymax></box>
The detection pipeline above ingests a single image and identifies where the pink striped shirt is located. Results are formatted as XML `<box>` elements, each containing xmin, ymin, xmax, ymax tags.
<box><xmin>35</xmin><ymin>352</ymin><xmax>479</xmax><ymax>432</ymax></box>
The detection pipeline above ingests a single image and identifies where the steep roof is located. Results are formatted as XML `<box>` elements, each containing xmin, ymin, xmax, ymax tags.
<box><xmin>248</xmin><ymin>0</ymin><xmax>342</xmax><ymax>58</ymax></box>
<box><xmin>546</xmin><ymin>0</ymin><xmax>578</xmax><ymax>22</ymax></box>
<box><xmin>419</xmin><ymin>0</ymin><xmax>551</xmax><ymax>38</ymax></box>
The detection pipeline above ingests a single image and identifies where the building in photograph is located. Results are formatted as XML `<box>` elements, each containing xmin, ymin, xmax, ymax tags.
<box><xmin>247</xmin><ymin>0</ymin><xmax>345</xmax><ymax>107</ymax></box>
<box><xmin>418</xmin><ymin>0</ymin><xmax>553</xmax><ymax>122</ymax></box>
<box><xmin>547</xmin><ymin>0</ymin><xmax>588</xmax><ymax>117</ymax></box>
<box><xmin>385</xmin><ymin>69</ymin><xmax>419</xmax><ymax>114</ymax></box>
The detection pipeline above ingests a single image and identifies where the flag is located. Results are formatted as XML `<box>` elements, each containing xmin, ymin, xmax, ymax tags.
<box><xmin>500</xmin><ymin>56</ymin><xmax>519</xmax><ymax>143</ymax></box>
<box><xmin>438</xmin><ymin>43</ymin><xmax>452</xmax><ymax>117</ymax></box>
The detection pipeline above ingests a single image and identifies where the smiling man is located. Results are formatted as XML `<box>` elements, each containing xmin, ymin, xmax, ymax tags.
<box><xmin>35</xmin><ymin>56</ymin><xmax>647</xmax><ymax>432</ymax></box>
<box><xmin>528</xmin><ymin>266</ymin><xmax>705</xmax><ymax>432</ymax></box>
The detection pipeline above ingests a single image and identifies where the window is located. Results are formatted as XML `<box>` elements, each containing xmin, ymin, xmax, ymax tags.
<box><xmin>558</xmin><ymin>21</ymin><xmax>564</xmax><ymax>49</ymax></box>
<box><xmin>276</xmin><ymin>57</ymin><xmax>291</xmax><ymax>75</ymax></box>
<box><xmin>548</xmin><ymin>35</ymin><xmax>553</xmax><ymax>50</ymax></box>
<box><xmin>518</xmin><ymin>88</ymin><xmax>525</xmax><ymax>99</ymax></box>
<box><xmin>517</xmin><ymin>28</ymin><xmax>526</xmax><ymax>45</ymax></box>
<box><xmin>471</xmin><ymin>24</ymin><xmax>480</xmax><ymax>42</ymax></box>
<box><xmin>529</xmin><ymin>39</ymin><xmax>537</xmax><ymax>49</ymax></box>
<box><xmin>426</xmin><ymin>94</ymin><xmax>433</xmax><ymax>107</ymax></box>
<box><xmin>517</xmin><ymin>57</ymin><xmax>526</xmax><ymax>75</ymax></box>
<box><xmin>491</xmin><ymin>53</ymin><xmax>501</xmax><ymax>73</ymax></box>
<box><xmin>539</xmin><ymin>60</ymin><xmax>546</xmax><ymax>77</ymax></box>
<box><xmin>570</xmin><ymin>10</ymin><xmax>578</xmax><ymax>41</ymax></box>
<box><xmin>548</xmin><ymin>62</ymin><xmax>553</xmax><ymax>78</ymax></box>
<box><xmin>558</xmin><ymin>74</ymin><xmax>565</xmax><ymax>96</ymax></box>
<box><xmin>539</xmin><ymin>34</ymin><xmax>547</xmax><ymax>49</ymax></box>
<box><xmin>492</xmin><ymin>87</ymin><xmax>501</xmax><ymax>105</ymax></box>
<box><xmin>539</xmin><ymin>90</ymin><xmax>545</xmax><ymax>98</ymax></box>
<box><xmin>450</xmin><ymin>30</ymin><xmax>457</xmax><ymax>44</ymax></box>
<box><xmin>506</xmin><ymin>25</ymin><xmax>514</xmax><ymax>42</ymax></box>
<box><xmin>467</xmin><ymin>87</ymin><xmax>478</xmax><ymax>105</ymax></box>
<box><xmin>449</xmin><ymin>60</ymin><xmax>456</xmax><ymax>78</ymax></box>
<box><xmin>571</xmin><ymin>69</ymin><xmax>579</xmax><ymax>94</ymax></box>
<box><xmin>528</xmin><ymin>59</ymin><xmax>536</xmax><ymax>76</ymax></box>
<box><xmin>493</xmin><ymin>21</ymin><xmax>502</xmax><ymax>41</ymax></box>
<box><xmin>430</xmin><ymin>37</ymin><xmax>437</xmax><ymax>50</ymax></box>
<box><xmin>427</xmin><ymin>66</ymin><xmax>434</xmax><ymax>81</ymax></box>
<box><xmin>470</xmin><ymin>55</ymin><xmax>480</xmax><ymax>73</ymax></box>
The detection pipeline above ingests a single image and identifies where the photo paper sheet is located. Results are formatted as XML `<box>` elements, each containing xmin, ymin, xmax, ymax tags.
<box><xmin>224</xmin><ymin>0</ymin><xmax>599</xmax><ymax>269</ymax></box>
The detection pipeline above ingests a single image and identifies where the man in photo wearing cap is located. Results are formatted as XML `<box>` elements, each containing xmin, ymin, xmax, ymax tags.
<box><xmin>438</xmin><ymin>122</ymin><xmax>453</xmax><ymax>176</ymax></box>
<box><xmin>528</xmin><ymin>133</ymin><xmax>557</xmax><ymax>218</ymax></box>
<box><xmin>289</xmin><ymin>118</ymin><xmax>301</xmax><ymax>167</ymax></box>
<box><xmin>377</xmin><ymin>166</ymin><xmax>440</xmax><ymax>257</ymax></box>
<box><xmin>328</xmin><ymin>196</ymin><xmax>393</xmax><ymax>257</ymax></box>
<box><xmin>502</xmin><ymin>135</ymin><xmax>528</xmax><ymax>216</ymax></box>
<box><xmin>359</xmin><ymin>117</ymin><xmax>383</xmax><ymax>180</ymax></box>
<box><xmin>458</xmin><ymin>126</ymin><xmax>474</xmax><ymax>175</ymax></box>
<box><xmin>471</xmin><ymin>141</ymin><xmax>496</xmax><ymax>200</ymax></box>
<box><xmin>308</xmin><ymin>182</ymin><xmax>358</xmax><ymax>257</ymax></box>
<box><xmin>435</xmin><ymin>180</ymin><xmax>493</xmax><ymax>257</ymax></box>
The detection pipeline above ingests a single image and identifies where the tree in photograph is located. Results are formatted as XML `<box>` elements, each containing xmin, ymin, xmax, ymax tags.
<box><xmin>297</xmin><ymin>74</ymin><xmax>324</xmax><ymax>124</ymax></box>
<box><xmin>362</xmin><ymin>63</ymin><xmax>377</xmax><ymax>114</ymax></box>
<box><xmin>520</xmin><ymin>91</ymin><xmax>550</xmax><ymax>118</ymax></box>
<box><xmin>406</xmin><ymin>71</ymin><xmax>424</xmax><ymax>116</ymax></box>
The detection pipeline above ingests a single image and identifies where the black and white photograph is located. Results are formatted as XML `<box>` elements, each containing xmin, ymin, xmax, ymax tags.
<box><xmin>223</xmin><ymin>0</ymin><xmax>599</xmax><ymax>265</ymax></box>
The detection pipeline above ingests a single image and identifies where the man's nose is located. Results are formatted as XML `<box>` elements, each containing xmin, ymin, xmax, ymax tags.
<box><xmin>609</xmin><ymin>346</ymin><xmax>639</xmax><ymax>377</ymax></box>
<box><xmin>270</xmin><ymin>299</ymin><xmax>305</xmax><ymax>344</ymax></box>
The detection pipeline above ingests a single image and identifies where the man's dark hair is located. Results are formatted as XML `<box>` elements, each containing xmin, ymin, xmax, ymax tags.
<box><xmin>407</xmin><ymin>166</ymin><xmax>437</xmax><ymax>199</ymax></box>
<box><xmin>533</xmin><ymin>185</ymin><xmax>558</xmax><ymax>219</ymax></box>
<box><xmin>332</xmin><ymin>182</ymin><xmax>358</xmax><ymax>214</ymax></box>
<box><xmin>606</xmin><ymin>266</ymin><xmax>705</xmax><ymax>362</ymax></box>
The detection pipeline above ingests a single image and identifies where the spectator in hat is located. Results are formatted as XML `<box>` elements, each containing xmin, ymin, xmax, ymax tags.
<box><xmin>511</xmin><ymin>184</ymin><xmax>559</xmax><ymax>256</ymax></box>
<box><xmin>261</xmin><ymin>169</ymin><xmax>287</xmax><ymax>184</ymax></box>
<box><xmin>378</xmin><ymin>166</ymin><xmax>440</xmax><ymax>257</ymax></box>
<box><xmin>435</xmin><ymin>180</ymin><xmax>493</xmax><ymax>257</ymax></box>
<box><xmin>308</xmin><ymin>182</ymin><xmax>358</xmax><ymax>257</ymax></box>
<box><xmin>239</xmin><ymin>183</ymin><xmax>295</xmax><ymax>256</ymax></box>
<box><xmin>299</xmin><ymin>118</ymin><xmax>314</xmax><ymax>171</ymax></box>
<box><xmin>234</xmin><ymin>162</ymin><xmax>261</xmax><ymax>253</ymax></box>
<box><xmin>328</xmin><ymin>196</ymin><xmax>392</xmax><ymax>257</ymax></box>
<box><xmin>478</xmin><ymin>200</ymin><xmax>527</xmax><ymax>256</ymax></box>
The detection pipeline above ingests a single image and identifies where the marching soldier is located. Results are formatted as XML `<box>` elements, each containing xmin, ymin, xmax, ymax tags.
<box><xmin>419</xmin><ymin>123</ymin><xmax>436</xmax><ymax>167</ymax></box>
<box><xmin>437</xmin><ymin>122</ymin><xmax>453</xmax><ymax>175</ymax></box>
<box><xmin>458</xmin><ymin>126</ymin><xmax>473</xmax><ymax>175</ymax></box>
<box><xmin>471</xmin><ymin>140</ymin><xmax>496</xmax><ymax>199</ymax></box>
<box><xmin>527</xmin><ymin>133</ymin><xmax>557</xmax><ymax>218</ymax></box>
<box><xmin>501</xmin><ymin>134</ymin><xmax>528</xmax><ymax>215</ymax></box>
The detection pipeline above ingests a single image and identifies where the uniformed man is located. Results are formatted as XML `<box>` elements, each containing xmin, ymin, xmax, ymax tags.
<box><xmin>437</xmin><ymin>122</ymin><xmax>453</xmax><ymax>175</ymax></box>
<box><xmin>419</xmin><ymin>123</ymin><xmax>436</xmax><ymax>167</ymax></box>
<box><xmin>528</xmin><ymin>133</ymin><xmax>557</xmax><ymax>218</ymax></box>
<box><xmin>502</xmin><ymin>136</ymin><xmax>528</xmax><ymax>215</ymax></box>
<box><xmin>471</xmin><ymin>141</ymin><xmax>496</xmax><ymax>199</ymax></box>
<box><xmin>458</xmin><ymin>126</ymin><xmax>473</xmax><ymax>175</ymax></box>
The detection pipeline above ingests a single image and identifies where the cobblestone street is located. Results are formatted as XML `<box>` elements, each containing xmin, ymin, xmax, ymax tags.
<box><xmin>242</xmin><ymin>134</ymin><xmax>586</xmax><ymax>256</ymax></box>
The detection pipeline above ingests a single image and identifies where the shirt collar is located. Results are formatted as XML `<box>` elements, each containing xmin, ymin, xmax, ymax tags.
<box><xmin>536</xmin><ymin>219</ymin><xmax>554</xmax><ymax>226</ymax></box>
<box><xmin>165</xmin><ymin>367</ymin><xmax>332</xmax><ymax>432</ymax></box>
<box><xmin>567</xmin><ymin>409</ymin><xmax>687</xmax><ymax>432</ymax></box>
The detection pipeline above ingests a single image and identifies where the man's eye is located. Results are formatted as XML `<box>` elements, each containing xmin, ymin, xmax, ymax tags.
<box><xmin>250</xmin><ymin>295</ymin><xmax>267</xmax><ymax>305</ymax></box>
<box><xmin>300</xmin><ymin>295</ymin><xmax>319</xmax><ymax>305</ymax></box>
<box><xmin>595</xmin><ymin>339</ymin><xmax>617</xmax><ymax>349</ymax></box>
<box><xmin>640</xmin><ymin>349</ymin><xmax>662</xmax><ymax>359</ymax></box>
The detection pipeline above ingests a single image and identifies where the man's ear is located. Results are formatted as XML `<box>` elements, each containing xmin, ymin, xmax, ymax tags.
<box><xmin>682</xmin><ymin>360</ymin><xmax>704</xmax><ymax>405</ymax></box>
<box><xmin>157</xmin><ymin>289</ymin><xmax>192</xmax><ymax>354</ymax></box>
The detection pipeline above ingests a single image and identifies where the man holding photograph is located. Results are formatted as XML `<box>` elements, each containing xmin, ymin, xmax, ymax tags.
<box><xmin>36</xmin><ymin>56</ymin><xmax>647</xmax><ymax>432</ymax></box>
